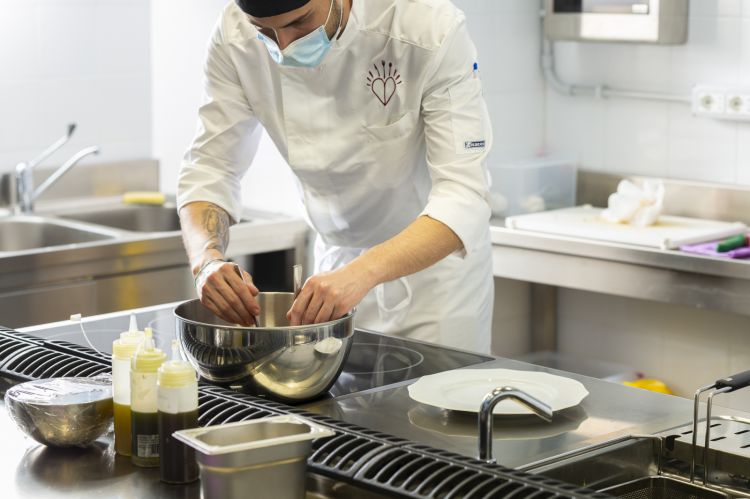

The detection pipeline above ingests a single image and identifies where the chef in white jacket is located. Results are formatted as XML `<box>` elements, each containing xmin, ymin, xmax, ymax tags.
<box><xmin>178</xmin><ymin>0</ymin><xmax>494</xmax><ymax>353</ymax></box>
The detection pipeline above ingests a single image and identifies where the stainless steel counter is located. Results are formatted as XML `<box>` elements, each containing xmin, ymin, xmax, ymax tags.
<box><xmin>3</xmin><ymin>329</ymin><xmax>749</xmax><ymax>497</ymax></box>
<box><xmin>491</xmin><ymin>170</ymin><xmax>750</xmax><ymax>317</ymax></box>
<box><xmin>302</xmin><ymin>357</ymin><xmax>747</xmax><ymax>470</ymax></box>
<box><xmin>0</xmin><ymin>380</ymin><xmax>382</xmax><ymax>499</ymax></box>
<box><xmin>0</xmin><ymin>160</ymin><xmax>310</xmax><ymax>327</ymax></box>
<box><xmin>2</xmin><ymin>358</ymin><xmax>743</xmax><ymax>498</ymax></box>
<box><xmin>490</xmin><ymin>172</ymin><xmax>750</xmax><ymax>351</ymax></box>
<box><xmin>491</xmin><ymin>223</ymin><xmax>750</xmax><ymax>318</ymax></box>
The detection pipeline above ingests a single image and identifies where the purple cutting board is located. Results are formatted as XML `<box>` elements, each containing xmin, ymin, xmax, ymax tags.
<box><xmin>680</xmin><ymin>238</ymin><xmax>750</xmax><ymax>259</ymax></box>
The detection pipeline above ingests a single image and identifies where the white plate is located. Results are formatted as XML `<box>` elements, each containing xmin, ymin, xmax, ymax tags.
<box><xmin>407</xmin><ymin>369</ymin><xmax>589</xmax><ymax>415</ymax></box>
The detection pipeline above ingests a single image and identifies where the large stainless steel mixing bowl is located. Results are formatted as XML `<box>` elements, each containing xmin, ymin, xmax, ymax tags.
<box><xmin>174</xmin><ymin>293</ymin><xmax>354</xmax><ymax>402</ymax></box>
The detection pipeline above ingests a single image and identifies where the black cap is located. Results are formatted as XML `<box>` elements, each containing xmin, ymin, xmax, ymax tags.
<box><xmin>236</xmin><ymin>0</ymin><xmax>311</xmax><ymax>17</ymax></box>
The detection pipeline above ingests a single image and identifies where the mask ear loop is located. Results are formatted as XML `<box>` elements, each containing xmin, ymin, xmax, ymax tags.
<box><xmin>330</xmin><ymin>0</ymin><xmax>343</xmax><ymax>41</ymax></box>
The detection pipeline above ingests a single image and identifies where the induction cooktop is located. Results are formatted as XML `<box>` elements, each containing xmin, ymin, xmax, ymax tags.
<box><xmin>20</xmin><ymin>302</ymin><xmax>492</xmax><ymax>399</ymax></box>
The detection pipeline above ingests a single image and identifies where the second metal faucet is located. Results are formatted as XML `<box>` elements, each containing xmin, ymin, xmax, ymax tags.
<box><xmin>15</xmin><ymin>123</ymin><xmax>100</xmax><ymax>213</ymax></box>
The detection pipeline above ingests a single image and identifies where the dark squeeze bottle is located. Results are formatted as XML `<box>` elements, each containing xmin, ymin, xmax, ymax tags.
<box><xmin>157</xmin><ymin>340</ymin><xmax>199</xmax><ymax>484</ymax></box>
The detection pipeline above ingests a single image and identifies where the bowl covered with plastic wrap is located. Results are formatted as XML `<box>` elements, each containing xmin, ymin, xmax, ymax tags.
<box><xmin>5</xmin><ymin>376</ymin><xmax>113</xmax><ymax>447</ymax></box>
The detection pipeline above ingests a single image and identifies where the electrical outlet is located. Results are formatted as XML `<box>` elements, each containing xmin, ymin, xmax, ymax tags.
<box><xmin>727</xmin><ymin>94</ymin><xmax>750</xmax><ymax>117</ymax></box>
<box><xmin>692</xmin><ymin>85</ymin><xmax>750</xmax><ymax>122</ymax></box>
<box><xmin>692</xmin><ymin>87</ymin><xmax>726</xmax><ymax>115</ymax></box>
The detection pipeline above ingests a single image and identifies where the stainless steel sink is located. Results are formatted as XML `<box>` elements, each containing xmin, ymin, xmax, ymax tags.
<box><xmin>0</xmin><ymin>216</ymin><xmax>117</xmax><ymax>252</ymax></box>
<box><xmin>58</xmin><ymin>204</ymin><xmax>181</xmax><ymax>232</ymax></box>
<box><xmin>524</xmin><ymin>424</ymin><xmax>750</xmax><ymax>498</ymax></box>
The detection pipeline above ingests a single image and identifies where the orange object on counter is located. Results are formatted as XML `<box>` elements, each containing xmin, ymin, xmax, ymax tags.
<box><xmin>623</xmin><ymin>379</ymin><xmax>673</xmax><ymax>395</ymax></box>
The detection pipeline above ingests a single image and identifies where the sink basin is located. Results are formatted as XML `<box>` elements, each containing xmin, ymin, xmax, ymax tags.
<box><xmin>59</xmin><ymin>204</ymin><xmax>181</xmax><ymax>232</ymax></box>
<box><xmin>0</xmin><ymin>217</ymin><xmax>117</xmax><ymax>252</ymax></box>
<box><xmin>525</xmin><ymin>425</ymin><xmax>750</xmax><ymax>498</ymax></box>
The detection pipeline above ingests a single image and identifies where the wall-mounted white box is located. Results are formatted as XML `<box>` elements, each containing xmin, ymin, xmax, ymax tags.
<box><xmin>692</xmin><ymin>85</ymin><xmax>750</xmax><ymax>122</ymax></box>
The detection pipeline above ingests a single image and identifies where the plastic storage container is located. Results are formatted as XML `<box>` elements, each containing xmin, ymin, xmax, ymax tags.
<box><xmin>488</xmin><ymin>156</ymin><xmax>577</xmax><ymax>218</ymax></box>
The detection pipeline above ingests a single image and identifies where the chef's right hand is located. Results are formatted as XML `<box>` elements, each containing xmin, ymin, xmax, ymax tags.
<box><xmin>194</xmin><ymin>260</ymin><xmax>260</xmax><ymax>326</ymax></box>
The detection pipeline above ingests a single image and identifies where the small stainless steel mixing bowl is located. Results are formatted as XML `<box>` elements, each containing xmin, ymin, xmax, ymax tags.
<box><xmin>174</xmin><ymin>293</ymin><xmax>354</xmax><ymax>402</ymax></box>
<box><xmin>5</xmin><ymin>377</ymin><xmax>113</xmax><ymax>448</ymax></box>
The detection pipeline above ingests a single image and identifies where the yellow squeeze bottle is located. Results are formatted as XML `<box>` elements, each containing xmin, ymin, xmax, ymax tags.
<box><xmin>111</xmin><ymin>314</ymin><xmax>146</xmax><ymax>456</ymax></box>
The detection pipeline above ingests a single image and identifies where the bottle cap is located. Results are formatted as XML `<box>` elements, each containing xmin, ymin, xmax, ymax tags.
<box><xmin>131</xmin><ymin>328</ymin><xmax>166</xmax><ymax>373</ymax></box>
<box><xmin>112</xmin><ymin>336</ymin><xmax>143</xmax><ymax>360</ymax></box>
<box><xmin>112</xmin><ymin>314</ymin><xmax>146</xmax><ymax>348</ymax></box>
<box><xmin>158</xmin><ymin>341</ymin><xmax>197</xmax><ymax>389</ymax></box>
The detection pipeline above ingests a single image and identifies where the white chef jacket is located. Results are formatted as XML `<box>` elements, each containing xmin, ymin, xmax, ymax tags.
<box><xmin>178</xmin><ymin>0</ymin><xmax>495</xmax><ymax>353</ymax></box>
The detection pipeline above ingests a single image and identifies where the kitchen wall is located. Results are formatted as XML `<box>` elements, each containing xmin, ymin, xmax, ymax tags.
<box><xmin>541</xmin><ymin>1</ymin><xmax>750</xmax><ymax>413</ymax></box>
<box><xmin>546</xmin><ymin>0</ymin><xmax>750</xmax><ymax>183</ymax></box>
<box><xmin>150</xmin><ymin>0</ymin><xmax>303</xmax><ymax>217</ymax></box>
<box><xmin>0</xmin><ymin>0</ymin><xmax>152</xmax><ymax>172</ymax></box>
<box><xmin>557</xmin><ymin>290</ymin><xmax>750</xmax><ymax>412</ymax></box>
<box><xmin>453</xmin><ymin>0</ymin><xmax>546</xmax><ymax>164</ymax></box>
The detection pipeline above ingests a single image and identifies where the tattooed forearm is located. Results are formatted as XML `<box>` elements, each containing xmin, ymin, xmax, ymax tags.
<box><xmin>200</xmin><ymin>204</ymin><xmax>230</xmax><ymax>255</ymax></box>
<box><xmin>179</xmin><ymin>202</ymin><xmax>233</xmax><ymax>275</ymax></box>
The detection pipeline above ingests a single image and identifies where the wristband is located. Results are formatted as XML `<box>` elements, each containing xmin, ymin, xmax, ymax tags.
<box><xmin>193</xmin><ymin>258</ymin><xmax>226</xmax><ymax>289</ymax></box>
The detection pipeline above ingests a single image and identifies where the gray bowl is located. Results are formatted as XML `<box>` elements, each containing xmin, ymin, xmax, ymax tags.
<box><xmin>174</xmin><ymin>293</ymin><xmax>354</xmax><ymax>402</ymax></box>
<box><xmin>5</xmin><ymin>377</ymin><xmax>113</xmax><ymax>448</ymax></box>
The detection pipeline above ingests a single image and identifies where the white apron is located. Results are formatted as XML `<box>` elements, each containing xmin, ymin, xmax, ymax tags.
<box><xmin>314</xmin><ymin>232</ymin><xmax>494</xmax><ymax>353</ymax></box>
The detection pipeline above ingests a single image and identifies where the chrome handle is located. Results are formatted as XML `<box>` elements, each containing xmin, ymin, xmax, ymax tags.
<box><xmin>26</xmin><ymin>123</ymin><xmax>76</xmax><ymax>170</ymax></box>
<box><xmin>33</xmin><ymin>145</ymin><xmax>99</xmax><ymax>200</ymax></box>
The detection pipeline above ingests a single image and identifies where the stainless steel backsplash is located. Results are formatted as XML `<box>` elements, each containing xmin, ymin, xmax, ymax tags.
<box><xmin>577</xmin><ymin>170</ymin><xmax>750</xmax><ymax>226</ymax></box>
<box><xmin>0</xmin><ymin>159</ymin><xmax>160</xmax><ymax>208</ymax></box>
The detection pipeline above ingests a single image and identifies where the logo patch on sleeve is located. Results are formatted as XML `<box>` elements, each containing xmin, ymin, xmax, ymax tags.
<box><xmin>464</xmin><ymin>140</ymin><xmax>486</xmax><ymax>151</ymax></box>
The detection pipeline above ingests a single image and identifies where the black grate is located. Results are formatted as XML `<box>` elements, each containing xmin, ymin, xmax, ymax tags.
<box><xmin>196</xmin><ymin>384</ymin><xmax>609</xmax><ymax>499</ymax></box>
<box><xmin>0</xmin><ymin>329</ymin><xmax>110</xmax><ymax>382</ymax></box>
<box><xmin>0</xmin><ymin>328</ymin><xmax>610</xmax><ymax>499</ymax></box>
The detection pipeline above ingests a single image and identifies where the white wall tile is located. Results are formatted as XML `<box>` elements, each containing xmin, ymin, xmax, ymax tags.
<box><xmin>669</xmin><ymin>16</ymin><xmax>742</xmax><ymax>93</ymax></box>
<box><xmin>604</xmin><ymin>44</ymin><xmax>673</xmax><ymax>93</ymax></box>
<box><xmin>0</xmin><ymin>0</ymin><xmax>152</xmax><ymax>173</ymax></box>
<box><xmin>545</xmin><ymin>91</ymin><xmax>605</xmax><ymax>169</ymax></box>
<box><xmin>546</xmin><ymin>4</ymin><xmax>747</xmax><ymax>179</ymax></box>
<box><xmin>468</xmin><ymin>9</ymin><xmax>543</xmax><ymax>94</ymax></box>
<box><xmin>37</xmin><ymin>1</ymin><xmax>99</xmax><ymax>79</ymax></box>
<box><xmin>741</xmin><ymin>18</ymin><xmax>750</xmax><ymax>84</ymax></box>
<box><xmin>667</xmin><ymin>103</ymin><xmax>738</xmax><ymax>183</ymax></box>
<box><xmin>485</xmin><ymin>91</ymin><xmax>545</xmax><ymax>166</ymax></box>
<box><xmin>690</xmin><ymin>0</ymin><xmax>743</xmax><ymax>18</ymax></box>
<box><xmin>0</xmin><ymin>2</ymin><xmax>40</xmax><ymax>81</ymax></box>
<box><xmin>602</xmin><ymin>99</ymin><xmax>670</xmax><ymax>176</ymax></box>
<box><xmin>553</xmin><ymin>41</ymin><xmax>610</xmax><ymax>86</ymax></box>
<box><xmin>93</xmin><ymin>1</ymin><xmax>150</xmax><ymax>76</ymax></box>
<box><xmin>738</xmin><ymin>126</ymin><xmax>750</xmax><ymax>185</ymax></box>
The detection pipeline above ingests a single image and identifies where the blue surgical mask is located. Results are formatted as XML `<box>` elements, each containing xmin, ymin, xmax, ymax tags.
<box><xmin>257</xmin><ymin>0</ymin><xmax>342</xmax><ymax>68</ymax></box>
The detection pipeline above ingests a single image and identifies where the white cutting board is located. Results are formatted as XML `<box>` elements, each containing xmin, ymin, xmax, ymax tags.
<box><xmin>505</xmin><ymin>206</ymin><xmax>747</xmax><ymax>250</ymax></box>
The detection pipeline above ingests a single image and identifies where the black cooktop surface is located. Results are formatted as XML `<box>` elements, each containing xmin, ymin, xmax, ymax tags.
<box><xmin>21</xmin><ymin>303</ymin><xmax>492</xmax><ymax>399</ymax></box>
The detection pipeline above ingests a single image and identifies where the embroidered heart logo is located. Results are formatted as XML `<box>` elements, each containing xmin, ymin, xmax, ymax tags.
<box><xmin>370</xmin><ymin>77</ymin><xmax>397</xmax><ymax>106</ymax></box>
<box><xmin>367</xmin><ymin>60</ymin><xmax>402</xmax><ymax>107</ymax></box>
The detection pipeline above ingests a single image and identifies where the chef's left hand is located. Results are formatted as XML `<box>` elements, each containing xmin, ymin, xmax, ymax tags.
<box><xmin>287</xmin><ymin>264</ymin><xmax>373</xmax><ymax>325</ymax></box>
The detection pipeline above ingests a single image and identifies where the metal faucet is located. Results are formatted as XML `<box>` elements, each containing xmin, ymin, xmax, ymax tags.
<box><xmin>478</xmin><ymin>386</ymin><xmax>553</xmax><ymax>463</ymax></box>
<box><xmin>15</xmin><ymin>123</ymin><xmax>100</xmax><ymax>213</ymax></box>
